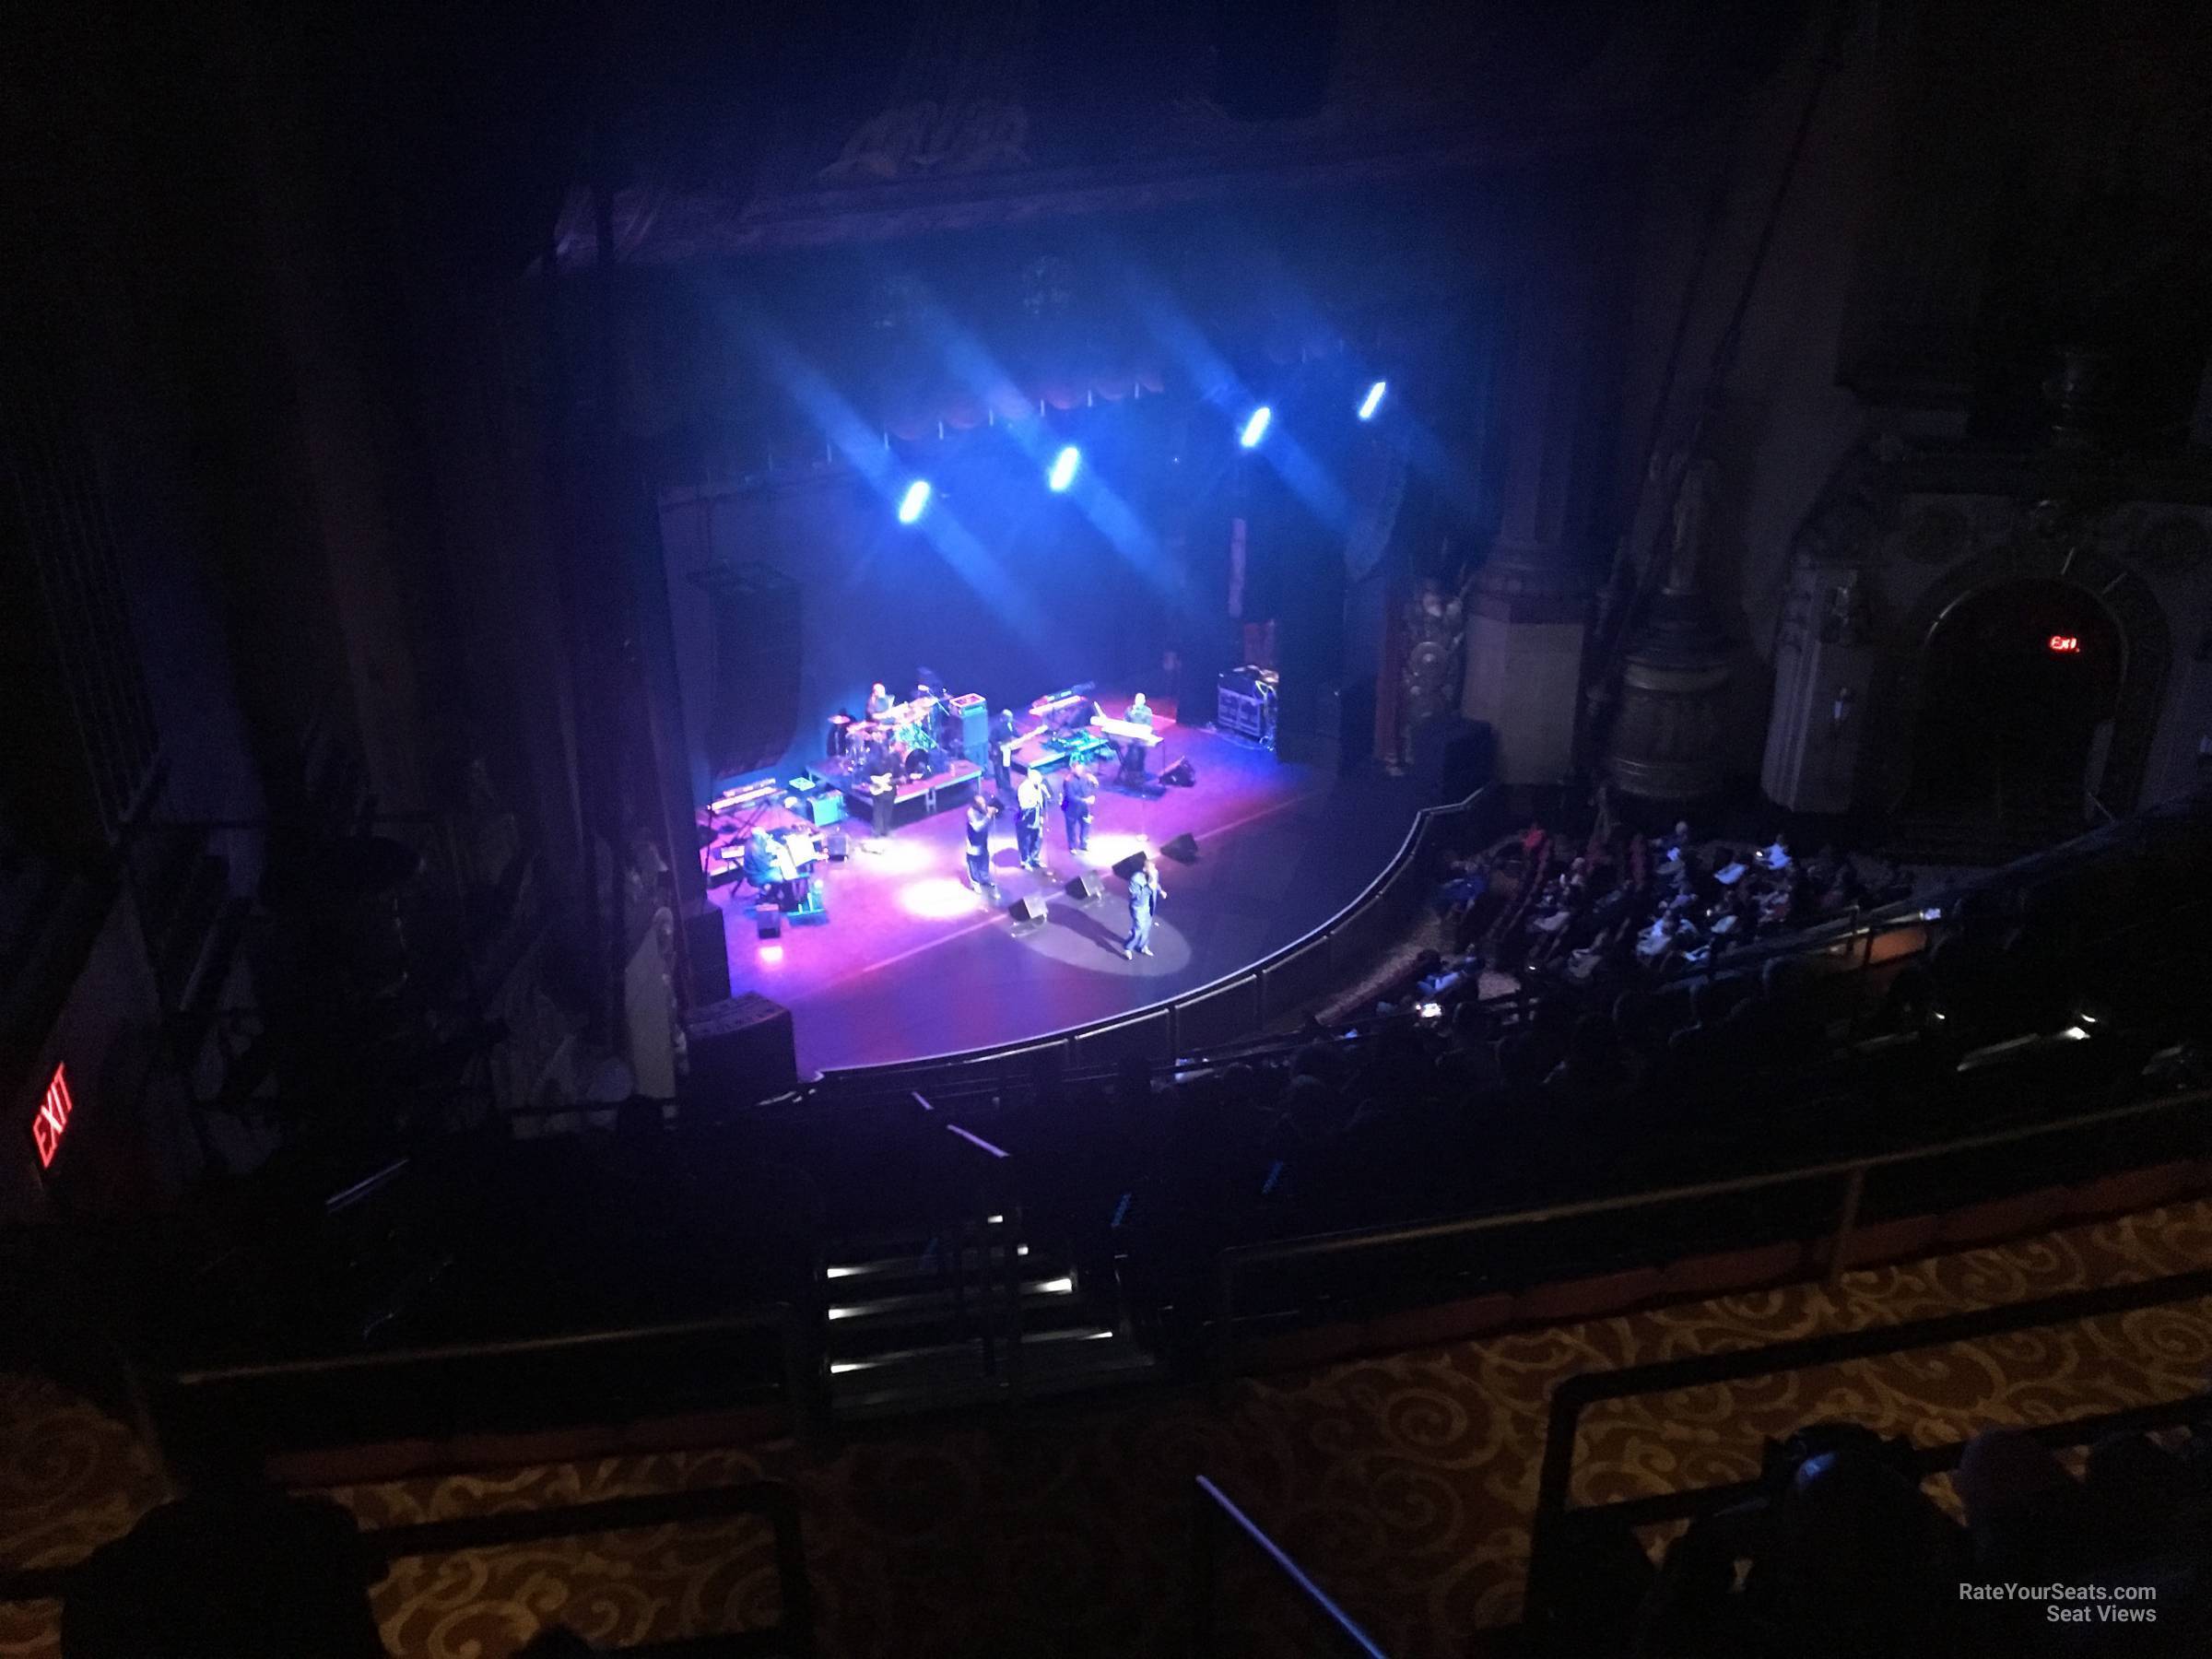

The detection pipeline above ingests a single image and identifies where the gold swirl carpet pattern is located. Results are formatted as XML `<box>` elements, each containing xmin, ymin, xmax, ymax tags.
<box><xmin>4</xmin><ymin>1201</ymin><xmax>2209</xmax><ymax>1658</ymax></box>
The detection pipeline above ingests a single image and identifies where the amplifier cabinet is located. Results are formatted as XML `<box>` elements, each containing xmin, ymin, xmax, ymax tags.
<box><xmin>1212</xmin><ymin>672</ymin><xmax>1283</xmax><ymax>743</ymax></box>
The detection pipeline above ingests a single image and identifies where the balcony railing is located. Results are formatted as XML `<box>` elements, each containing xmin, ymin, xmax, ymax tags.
<box><xmin>0</xmin><ymin>1478</ymin><xmax>816</xmax><ymax>1657</ymax></box>
<box><xmin>1211</xmin><ymin>1084</ymin><xmax>2212</xmax><ymax>1386</ymax></box>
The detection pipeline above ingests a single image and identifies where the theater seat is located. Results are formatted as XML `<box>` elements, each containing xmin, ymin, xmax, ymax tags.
<box><xmin>1933</xmin><ymin>1186</ymin><xmax>2070</xmax><ymax>1248</ymax></box>
<box><xmin>2065</xmin><ymin>1161</ymin><xmax>2196</xmax><ymax>1221</ymax></box>
<box><xmin>1513</xmin><ymin>1266</ymin><xmax>1665</xmax><ymax>1325</ymax></box>
<box><xmin>1658</xmin><ymin>1241</ymin><xmax>1807</xmax><ymax>1300</ymax></box>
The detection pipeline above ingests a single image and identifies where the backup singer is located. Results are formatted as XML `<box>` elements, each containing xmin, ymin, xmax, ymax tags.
<box><xmin>1122</xmin><ymin>851</ymin><xmax>1163</xmax><ymax>959</ymax></box>
<box><xmin>1061</xmin><ymin>763</ymin><xmax>1097</xmax><ymax>853</ymax></box>
<box><xmin>1015</xmin><ymin>769</ymin><xmax>1049</xmax><ymax>870</ymax></box>
<box><xmin>963</xmin><ymin>796</ymin><xmax>997</xmax><ymax>897</ymax></box>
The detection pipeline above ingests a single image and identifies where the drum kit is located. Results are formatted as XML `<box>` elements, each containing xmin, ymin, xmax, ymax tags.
<box><xmin>848</xmin><ymin>694</ymin><xmax>943</xmax><ymax>782</ymax></box>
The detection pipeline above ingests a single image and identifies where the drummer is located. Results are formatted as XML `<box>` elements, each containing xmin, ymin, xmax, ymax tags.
<box><xmin>865</xmin><ymin>682</ymin><xmax>894</xmax><ymax>720</ymax></box>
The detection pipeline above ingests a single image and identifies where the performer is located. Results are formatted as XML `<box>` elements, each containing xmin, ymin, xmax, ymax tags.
<box><xmin>989</xmin><ymin>707</ymin><xmax>1019</xmax><ymax>797</ymax></box>
<box><xmin>1121</xmin><ymin>850</ymin><xmax>1163</xmax><ymax>959</ymax></box>
<box><xmin>865</xmin><ymin>682</ymin><xmax>894</xmax><ymax>719</ymax></box>
<box><xmin>962</xmin><ymin>795</ymin><xmax>998</xmax><ymax>898</ymax></box>
<box><xmin>744</xmin><ymin>828</ymin><xmax>809</xmax><ymax>911</ymax></box>
<box><xmin>860</xmin><ymin>728</ymin><xmax>894</xmax><ymax>781</ymax></box>
<box><xmin>1016</xmin><ymin>768</ymin><xmax>1049</xmax><ymax>870</ymax></box>
<box><xmin>1120</xmin><ymin>691</ymin><xmax>1157</xmax><ymax>785</ymax></box>
<box><xmin>1061</xmin><ymin>762</ymin><xmax>1097</xmax><ymax>853</ymax></box>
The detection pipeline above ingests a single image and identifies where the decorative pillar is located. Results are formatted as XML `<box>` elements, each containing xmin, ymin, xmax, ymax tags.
<box><xmin>1462</xmin><ymin>261</ymin><xmax>1609</xmax><ymax>785</ymax></box>
<box><xmin>1761</xmin><ymin>562</ymin><xmax>1877</xmax><ymax>812</ymax></box>
<box><xmin>1602</xmin><ymin>454</ymin><xmax>1735</xmax><ymax>804</ymax></box>
<box><xmin>1759</xmin><ymin>432</ymin><xmax>1906</xmax><ymax>812</ymax></box>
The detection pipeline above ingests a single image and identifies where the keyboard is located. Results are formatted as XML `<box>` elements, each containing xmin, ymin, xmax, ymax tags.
<box><xmin>1090</xmin><ymin>714</ymin><xmax>1167</xmax><ymax>746</ymax></box>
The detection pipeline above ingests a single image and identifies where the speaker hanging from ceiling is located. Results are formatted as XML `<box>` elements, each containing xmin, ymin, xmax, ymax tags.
<box><xmin>689</xmin><ymin>561</ymin><xmax>803</xmax><ymax>782</ymax></box>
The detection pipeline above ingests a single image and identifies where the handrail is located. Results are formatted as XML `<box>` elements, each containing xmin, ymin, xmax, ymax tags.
<box><xmin>904</xmin><ymin>1091</ymin><xmax>1022</xmax><ymax>1380</ymax></box>
<box><xmin>0</xmin><ymin>1479</ymin><xmax>817</xmax><ymax>1656</ymax></box>
<box><xmin>1523</xmin><ymin>1267</ymin><xmax>2212</xmax><ymax>1630</ymax></box>
<box><xmin>169</xmin><ymin>1302</ymin><xmax>821</xmax><ymax>1446</ymax></box>
<box><xmin>808</xmin><ymin>784</ymin><xmax>1501</xmax><ymax>1088</ymax></box>
<box><xmin>1211</xmin><ymin>1083</ymin><xmax>2212</xmax><ymax>1383</ymax></box>
<box><xmin>1191</xmin><ymin>1475</ymin><xmax>1392</xmax><ymax>1658</ymax></box>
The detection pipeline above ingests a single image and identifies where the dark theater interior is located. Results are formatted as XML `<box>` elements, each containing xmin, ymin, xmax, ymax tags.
<box><xmin>7</xmin><ymin>2</ymin><xmax>2212</xmax><ymax>1653</ymax></box>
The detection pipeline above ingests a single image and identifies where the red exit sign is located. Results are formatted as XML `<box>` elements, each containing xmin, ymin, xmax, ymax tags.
<box><xmin>32</xmin><ymin>1065</ymin><xmax>74</xmax><ymax>1169</ymax></box>
<box><xmin>2049</xmin><ymin>634</ymin><xmax>2082</xmax><ymax>653</ymax></box>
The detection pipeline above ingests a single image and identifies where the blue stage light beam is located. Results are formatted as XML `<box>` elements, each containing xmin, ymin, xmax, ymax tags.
<box><xmin>897</xmin><ymin>479</ymin><xmax>933</xmax><ymax>524</ymax></box>
<box><xmin>1358</xmin><ymin>380</ymin><xmax>1388</xmax><ymax>420</ymax></box>
<box><xmin>1239</xmin><ymin>406</ymin><xmax>1273</xmax><ymax>449</ymax></box>
<box><xmin>735</xmin><ymin>307</ymin><xmax>1051</xmax><ymax>635</ymax></box>
<box><xmin>1047</xmin><ymin>445</ymin><xmax>1082</xmax><ymax>492</ymax></box>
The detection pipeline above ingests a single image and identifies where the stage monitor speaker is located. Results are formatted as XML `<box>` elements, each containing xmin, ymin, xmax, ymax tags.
<box><xmin>1161</xmin><ymin>832</ymin><xmax>1200</xmax><ymax>865</ymax></box>
<box><xmin>1008</xmin><ymin>895</ymin><xmax>1049</xmax><ymax>924</ymax></box>
<box><xmin>1161</xmin><ymin>758</ymin><xmax>1197</xmax><ymax>788</ymax></box>
<box><xmin>755</xmin><ymin>905</ymin><xmax>782</xmax><ymax>938</ymax></box>
<box><xmin>825</xmin><ymin>829</ymin><xmax>851</xmax><ymax>861</ymax></box>
<box><xmin>1066</xmin><ymin>873</ymin><xmax>1104</xmax><ymax>901</ymax></box>
<box><xmin>683</xmin><ymin>993</ymin><xmax>797</xmax><ymax>1110</ymax></box>
<box><xmin>683</xmin><ymin>908</ymin><xmax>731</xmax><ymax>1004</ymax></box>
<box><xmin>1112</xmin><ymin>850</ymin><xmax>1149</xmax><ymax>880</ymax></box>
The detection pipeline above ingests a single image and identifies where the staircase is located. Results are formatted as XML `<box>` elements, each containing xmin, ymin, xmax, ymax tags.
<box><xmin>819</xmin><ymin>1176</ymin><xmax>1157</xmax><ymax>1420</ymax></box>
<box><xmin>130</xmin><ymin>824</ymin><xmax>261</xmax><ymax>1128</ymax></box>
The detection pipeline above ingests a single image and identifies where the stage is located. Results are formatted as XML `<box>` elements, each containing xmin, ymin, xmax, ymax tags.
<box><xmin>710</xmin><ymin>708</ymin><xmax>1421</xmax><ymax>1075</ymax></box>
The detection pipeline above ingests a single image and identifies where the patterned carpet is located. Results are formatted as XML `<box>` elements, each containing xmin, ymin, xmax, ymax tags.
<box><xmin>5</xmin><ymin>1201</ymin><xmax>2210</xmax><ymax>1658</ymax></box>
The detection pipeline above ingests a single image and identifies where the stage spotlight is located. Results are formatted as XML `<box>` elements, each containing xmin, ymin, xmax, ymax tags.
<box><xmin>1358</xmin><ymin>380</ymin><xmax>1388</xmax><ymax>420</ymax></box>
<box><xmin>1238</xmin><ymin>406</ymin><xmax>1273</xmax><ymax>449</ymax></box>
<box><xmin>1047</xmin><ymin>445</ymin><xmax>1082</xmax><ymax>492</ymax></box>
<box><xmin>897</xmin><ymin>479</ymin><xmax>932</xmax><ymax>524</ymax></box>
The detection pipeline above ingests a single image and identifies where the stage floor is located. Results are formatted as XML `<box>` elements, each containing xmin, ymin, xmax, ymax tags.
<box><xmin>713</xmin><ymin>712</ymin><xmax>1420</xmax><ymax>1074</ymax></box>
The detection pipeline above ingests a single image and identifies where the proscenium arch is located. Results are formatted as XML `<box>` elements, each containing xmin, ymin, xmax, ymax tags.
<box><xmin>1866</xmin><ymin>543</ymin><xmax>2172</xmax><ymax>816</ymax></box>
